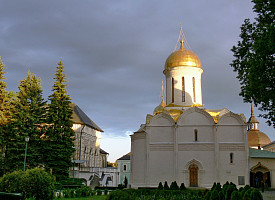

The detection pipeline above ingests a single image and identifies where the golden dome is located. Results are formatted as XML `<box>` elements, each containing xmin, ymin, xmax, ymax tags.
<box><xmin>165</xmin><ymin>40</ymin><xmax>202</xmax><ymax>70</ymax></box>
<box><xmin>167</xmin><ymin>109</ymin><xmax>183</xmax><ymax>122</ymax></box>
<box><xmin>248</xmin><ymin>130</ymin><xmax>271</xmax><ymax>147</ymax></box>
<box><xmin>153</xmin><ymin>98</ymin><xmax>166</xmax><ymax>115</ymax></box>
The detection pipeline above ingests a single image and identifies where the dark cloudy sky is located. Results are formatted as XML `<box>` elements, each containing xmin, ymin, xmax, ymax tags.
<box><xmin>0</xmin><ymin>0</ymin><xmax>274</xmax><ymax>162</ymax></box>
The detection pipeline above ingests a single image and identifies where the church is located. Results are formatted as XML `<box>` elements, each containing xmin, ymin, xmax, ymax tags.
<box><xmin>130</xmin><ymin>28</ymin><xmax>275</xmax><ymax>189</ymax></box>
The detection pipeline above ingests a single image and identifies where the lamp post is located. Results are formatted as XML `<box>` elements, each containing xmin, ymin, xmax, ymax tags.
<box><xmin>23</xmin><ymin>136</ymin><xmax>30</xmax><ymax>171</ymax></box>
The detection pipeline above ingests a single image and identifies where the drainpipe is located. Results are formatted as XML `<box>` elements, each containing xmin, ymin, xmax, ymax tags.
<box><xmin>79</xmin><ymin>125</ymin><xmax>85</xmax><ymax>167</ymax></box>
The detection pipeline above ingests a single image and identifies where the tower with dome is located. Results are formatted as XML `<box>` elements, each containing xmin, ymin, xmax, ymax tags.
<box><xmin>130</xmin><ymin>27</ymin><xmax>275</xmax><ymax>189</ymax></box>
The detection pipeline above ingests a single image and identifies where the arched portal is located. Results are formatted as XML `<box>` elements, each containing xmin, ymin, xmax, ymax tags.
<box><xmin>250</xmin><ymin>162</ymin><xmax>271</xmax><ymax>188</ymax></box>
<box><xmin>189</xmin><ymin>164</ymin><xmax>198</xmax><ymax>187</ymax></box>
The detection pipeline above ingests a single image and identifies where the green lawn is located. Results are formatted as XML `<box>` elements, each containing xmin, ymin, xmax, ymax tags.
<box><xmin>58</xmin><ymin>195</ymin><xmax>107</xmax><ymax>200</ymax></box>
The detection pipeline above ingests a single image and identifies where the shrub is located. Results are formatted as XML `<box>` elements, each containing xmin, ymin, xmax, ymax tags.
<box><xmin>230</xmin><ymin>191</ymin><xmax>241</xmax><ymax>200</ymax></box>
<box><xmin>170</xmin><ymin>181</ymin><xmax>179</xmax><ymax>190</ymax></box>
<box><xmin>211</xmin><ymin>182</ymin><xmax>217</xmax><ymax>191</ymax></box>
<box><xmin>0</xmin><ymin>168</ymin><xmax>54</xmax><ymax>200</ymax></box>
<box><xmin>243</xmin><ymin>188</ymin><xmax>252</xmax><ymax>200</ymax></box>
<box><xmin>204</xmin><ymin>190</ymin><xmax>211</xmax><ymax>200</ymax></box>
<box><xmin>104</xmin><ymin>188</ymin><xmax>108</xmax><ymax>195</ymax></box>
<box><xmin>96</xmin><ymin>189</ymin><xmax>102</xmax><ymax>196</ymax></box>
<box><xmin>250</xmin><ymin>188</ymin><xmax>263</xmax><ymax>200</ymax></box>
<box><xmin>180</xmin><ymin>183</ymin><xmax>186</xmax><ymax>190</ymax></box>
<box><xmin>210</xmin><ymin>190</ymin><xmax>219</xmax><ymax>200</ymax></box>
<box><xmin>164</xmin><ymin>181</ymin><xmax>169</xmax><ymax>190</ymax></box>
<box><xmin>158</xmin><ymin>182</ymin><xmax>163</xmax><ymax>190</ymax></box>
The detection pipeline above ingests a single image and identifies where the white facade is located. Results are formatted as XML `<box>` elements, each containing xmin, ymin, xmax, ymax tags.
<box><xmin>131</xmin><ymin>32</ymin><xmax>251</xmax><ymax>189</ymax></box>
<box><xmin>131</xmin><ymin>107</ymin><xmax>249</xmax><ymax>188</ymax></box>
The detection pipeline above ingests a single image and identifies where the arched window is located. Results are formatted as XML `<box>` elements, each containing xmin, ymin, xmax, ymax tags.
<box><xmin>172</xmin><ymin>78</ymin><xmax>174</xmax><ymax>103</ymax></box>
<box><xmin>182</xmin><ymin>77</ymin><xmax>185</xmax><ymax>102</ymax></box>
<box><xmin>194</xmin><ymin>129</ymin><xmax>198</xmax><ymax>141</ymax></box>
<box><xmin>230</xmin><ymin>153</ymin><xmax>234</xmax><ymax>164</ymax></box>
<box><xmin>192</xmin><ymin>77</ymin><xmax>196</xmax><ymax>102</ymax></box>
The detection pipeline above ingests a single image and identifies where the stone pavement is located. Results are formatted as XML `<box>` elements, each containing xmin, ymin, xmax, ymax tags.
<box><xmin>261</xmin><ymin>190</ymin><xmax>275</xmax><ymax>200</ymax></box>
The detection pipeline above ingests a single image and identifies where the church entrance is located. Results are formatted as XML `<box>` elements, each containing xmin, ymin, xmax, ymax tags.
<box><xmin>189</xmin><ymin>164</ymin><xmax>198</xmax><ymax>187</ymax></box>
<box><xmin>250</xmin><ymin>162</ymin><xmax>271</xmax><ymax>188</ymax></box>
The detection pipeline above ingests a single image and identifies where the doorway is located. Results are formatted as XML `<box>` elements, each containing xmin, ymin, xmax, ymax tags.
<box><xmin>189</xmin><ymin>164</ymin><xmax>198</xmax><ymax>187</ymax></box>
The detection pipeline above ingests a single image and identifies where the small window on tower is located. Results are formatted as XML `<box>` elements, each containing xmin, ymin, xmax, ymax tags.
<box><xmin>172</xmin><ymin>78</ymin><xmax>175</xmax><ymax>103</ymax></box>
<box><xmin>182</xmin><ymin>77</ymin><xmax>185</xmax><ymax>102</ymax></box>
<box><xmin>192</xmin><ymin>77</ymin><xmax>196</xmax><ymax>102</ymax></box>
<box><xmin>230</xmin><ymin>153</ymin><xmax>234</xmax><ymax>164</ymax></box>
<box><xmin>123</xmin><ymin>164</ymin><xmax>127</xmax><ymax>171</ymax></box>
<box><xmin>194</xmin><ymin>129</ymin><xmax>198</xmax><ymax>141</ymax></box>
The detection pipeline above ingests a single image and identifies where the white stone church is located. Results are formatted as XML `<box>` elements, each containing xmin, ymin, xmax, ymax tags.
<box><xmin>130</xmin><ymin>29</ymin><xmax>275</xmax><ymax>189</ymax></box>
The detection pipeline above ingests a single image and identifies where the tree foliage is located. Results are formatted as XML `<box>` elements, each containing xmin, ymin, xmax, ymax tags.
<box><xmin>44</xmin><ymin>59</ymin><xmax>75</xmax><ymax>181</ymax></box>
<box><xmin>231</xmin><ymin>0</ymin><xmax>275</xmax><ymax>127</ymax></box>
<box><xmin>5</xmin><ymin>71</ymin><xmax>47</xmax><ymax>172</ymax></box>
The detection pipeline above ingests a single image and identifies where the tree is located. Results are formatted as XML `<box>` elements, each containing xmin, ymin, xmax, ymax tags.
<box><xmin>45</xmin><ymin>59</ymin><xmax>75</xmax><ymax>181</ymax></box>
<box><xmin>231</xmin><ymin>0</ymin><xmax>275</xmax><ymax>127</ymax></box>
<box><xmin>0</xmin><ymin>58</ymin><xmax>11</xmax><ymax>175</ymax></box>
<box><xmin>6</xmin><ymin>70</ymin><xmax>47</xmax><ymax>172</ymax></box>
<box><xmin>123</xmin><ymin>176</ymin><xmax>128</xmax><ymax>188</ymax></box>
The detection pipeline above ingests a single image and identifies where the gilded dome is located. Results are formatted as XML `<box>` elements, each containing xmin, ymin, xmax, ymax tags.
<box><xmin>165</xmin><ymin>40</ymin><xmax>202</xmax><ymax>70</ymax></box>
<box><xmin>248</xmin><ymin>130</ymin><xmax>271</xmax><ymax>148</ymax></box>
<box><xmin>153</xmin><ymin>99</ymin><xmax>166</xmax><ymax>115</ymax></box>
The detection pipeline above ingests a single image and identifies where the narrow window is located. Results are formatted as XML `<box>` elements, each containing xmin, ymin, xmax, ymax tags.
<box><xmin>194</xmin><ymin>129</ymin><xmax>198</xmax><ymax>141</ymax></box>
<box><xmin>182</xmin><ymin>77</ymin><xmax>185</xmax><ymax>102</ymax></box>
<box><xmin>123</xmin><ymin>164</ymin><xmax>127</xmax><ymax>171</ymax></box>
<box><xmin>192</xmin><ymin>77</ymin><xmax>196</xmax><ymax>102</ymax></box>
<box><xmin>230</xmin><ymin>153</ymin><xmax>234</xmax><ymax>164</ymax></box>
<box><xmin>172</xmin><ymin>78</ymin><xmax>174</xmax><ymax>103</ymax></box>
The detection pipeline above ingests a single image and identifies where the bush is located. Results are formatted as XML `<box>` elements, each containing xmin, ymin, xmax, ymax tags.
<box><xmin>250</xmin><ymin>188</ymin><xmax>263</xmax><ymax>200</ymax></box>
<box><xmin>164</xmin><ymin>181</ymin><xmax>169</xmax><ymax>190</ymax></box>
<box><xmin>210</xmin><ymin>190</ymin><xmax>219</xmax><ymax>200</ymax></box>
<box><xmin>170</xmin><ymin>181</ymin><xmax>179</xmax><ymax>190</ymax></box>
<box><xmin>230</xmin><ymin>191</ymin><xmax>241</xmax><ymax>200</ymax></box>
<box><xmin>180</xmin><ymin>183</ymin><xmax>186</xmax><ymax>190</ymax></box>
<box><xmin>0</xmin><ymin>168</ymin><xmax>54</xmax><ymax>200</ymax></box>
<box><xmin>96</xmin><ymin>189</ymin><xmax>102</xmax><ymax>196</ymax></box>
<box><xmin>158</xmin><ymin>182</ymin><xmax>163</xmax><ymax>190</ymax></box>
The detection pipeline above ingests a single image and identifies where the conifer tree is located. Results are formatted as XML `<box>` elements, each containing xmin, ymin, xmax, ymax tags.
<box><xmin>0</xmin><ymin>58</ymin><xmax>12</xmax><ymax>174</ymax></box>
<box><xmin>45</xmin><ymin>59</ymin><xmax>74</xmax><ymax>181</ymax></box>
<box><xmin>6</xmin><ymin>71</ymin><xmax>47</xmax><ymax>172</ymax></box>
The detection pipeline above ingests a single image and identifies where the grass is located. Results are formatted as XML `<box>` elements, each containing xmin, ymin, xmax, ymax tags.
<box><xmin>57</xmin><ymin>195</ymin><xmax>107</xmax><ymax>200</ymax></box>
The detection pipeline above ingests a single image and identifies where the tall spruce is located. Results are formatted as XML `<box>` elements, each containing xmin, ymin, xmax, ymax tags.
<box><xmin>6</xmin><ymin>70</ymin><xmax>47</xmax><ymax>172</ymax></box>
<box><xmin>0</xmin><ymin>58</ymin><xmax>12</xmax><ymax>175</ymax></box>
<box><xmin>45</xmin><ymin>59</ymin><xmax>74</xmax><ymax>181</ymax></box>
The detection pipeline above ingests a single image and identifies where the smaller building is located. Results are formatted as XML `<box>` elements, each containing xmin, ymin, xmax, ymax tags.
<box><xmin>117</xmin><ymin>153</ymin><xmax>131</xmax><ymax>187</ymax></box>
<box><xmin>247</xmin><ymin>103</ymin><xmax>271</xmax><ymax>149</ymax></box>
<box><xmin>263</xmin><ymin>141</ymin><xmax>275</xmax><ymax>152</ymax></box>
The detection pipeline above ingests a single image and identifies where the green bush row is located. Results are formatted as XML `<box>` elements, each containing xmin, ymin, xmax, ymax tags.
<box><xmin>107</xmin><ymin>181</ymin><xmax>263</xmax><ymax>200</ymax></box>
<box><xmin>0</xmin><ymin>168</ymin><xmax>54</xmax><ymax>200</ymax></box>
<box><xmin>205</xmin><ymin>182</ymin><xmax>263</xmax><ymax>200</ymax></box>
<box><xmin>107</xmin><ymin>189</ymin><xmax>204</xmax><ymax>200</ymax></box>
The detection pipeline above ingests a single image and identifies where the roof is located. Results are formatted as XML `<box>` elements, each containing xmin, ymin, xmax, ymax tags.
<box><xmin>71</xmin><ymin>103</ymin><xmax>103</xmax><ymax>132</ymax></box>
<box><xmin>249</xmin><ymin>148</ymin><xmax>275</xmax><ymax>159</ymax></box>
<box><xmin>117</xmin><ymin>152</ymin><xmax>131</xmax><ymax>160</ymax></box>
<box><xmin>248</xmin><ymin>130</ymin><xmax>271</xmax><ymax>147</ymax></box>
<box><xmin>100</xmin><ymin>148</ymin><xmax>109</xmax><ymax>155</ymax></box>
<box><xmin>263</xmin><ymin>141</ymin><xmax>275</xmax><ymax>148</ymax></box>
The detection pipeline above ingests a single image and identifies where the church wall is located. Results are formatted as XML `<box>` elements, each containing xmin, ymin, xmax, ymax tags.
<box><xmin>249</xmin><ymin>158</ymin><xmax>275</xmax><ymax>188</ymax></box>
<box><xmin>130</xmin><ymin>132</ymin><xmax>146</xmax><ymax>188</ymax></box>
<box><xmin>148</xmin><ymin>150</ymin><xmax>174</xmax><ymax>186</ymax></box>
<box><xmin>177</xmin><ymin>126</ymin><xmax>214</xmax><ymax>142</ymax></box>
<box><xmin>218</xmin><ymin>150</ymin><xmax>248</xmax><ymax>186</ymax></box>
<box><xmin>178</xmin><ymin>151</ymin><xmax>216</xmax><ymax>188</ymax></box>
<box><xmin>217</xmin><ymin>115</ymin><xmax>245</xmax><ymax>142</ymax></box>
<box><xmin>216</xmin><ymin>114</ymin><xmax>248</xmax><ymax>186</ymax></box>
